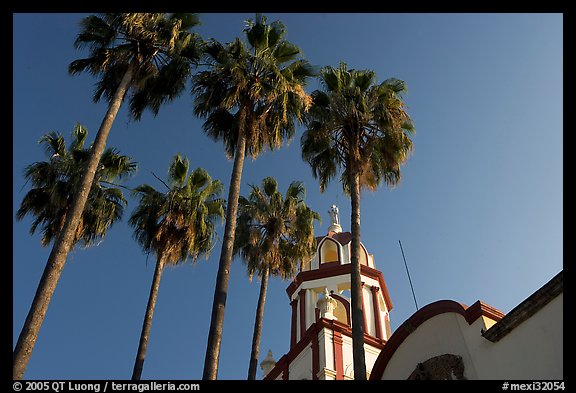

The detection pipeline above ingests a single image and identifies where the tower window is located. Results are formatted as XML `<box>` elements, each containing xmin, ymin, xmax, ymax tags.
<box><xmin>320</xmin><ymin>239</ymin><xmax>339</xmax><ymax>264</ymax></box>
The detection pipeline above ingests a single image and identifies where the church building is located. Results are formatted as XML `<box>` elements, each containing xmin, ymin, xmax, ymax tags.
<box><xmin>260</xmin><ymin>206</ymin><xmax>563</xmax><ymax>380</ymax></box>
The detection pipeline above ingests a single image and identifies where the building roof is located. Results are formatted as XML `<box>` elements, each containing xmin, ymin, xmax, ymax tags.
<box><xmin>369</xmin><ymin>299</ymin><xmax>505</xmax><ymax>380</ymax></box>
<box><xmin>481</xmin><ymin>270</ymin><xmax>563</xmax><ymax>342</ymax></box>
<box><xmin>369</xmin><ymin>269</ymin><xmax>563</xmax><ymax>380</ymax></box>
<box><xmin>315</xmin><ymin>231</ymin><xmax>352</xmax><ymax>246</ymax></box>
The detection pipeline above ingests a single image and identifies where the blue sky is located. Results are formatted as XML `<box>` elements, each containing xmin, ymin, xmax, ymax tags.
<box><xmin>13</xmin><ymin>13</ymin><xmax>562</xmax><ymax>380</ymax></box>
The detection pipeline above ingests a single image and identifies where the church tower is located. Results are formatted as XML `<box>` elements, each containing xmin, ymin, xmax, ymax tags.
<box><xmin>261</xmin><ymin>205</ymin><xmax>393</xmax><ymax>380</ymax></box>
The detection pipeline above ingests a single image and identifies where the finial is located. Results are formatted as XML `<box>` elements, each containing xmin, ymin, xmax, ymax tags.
<box><xmin>317</xmin><ymin>288</ymin><xmax>338</xmax><ymax>320</ymax></box>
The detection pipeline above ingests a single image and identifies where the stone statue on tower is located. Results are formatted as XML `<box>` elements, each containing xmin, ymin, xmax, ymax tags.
<box><xmin>329</xmin><ymin>204</ymin><xmax>340</xmax><ymax>225</ymax></box>
<box><xmin>328</xmin><ymin>205</ymin><xmax>342</xmax><ymax>233</ymax></box>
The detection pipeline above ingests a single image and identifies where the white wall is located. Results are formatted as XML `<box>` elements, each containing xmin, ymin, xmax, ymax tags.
<box><xmin>342</xmin><ymin>335</ymin><xmax>354</xmax><ymax>379</ymax></box>
<box><xmin>363</xmin><ymin>285</ymin><xmax>375</xmax><ymax>337</ymax></box>
<box><xmin>381</xmin><ymin>312</ymin><xmax>475</xmax><ymax>379</ymax></box>
<box><xmin>474</xmin><ymin>293</ymin><xmax>563</xmax><ymax>379</ymax></box>
<box><xmin>289</xmin><ymin>344</ymin><xmax>313</xmax><ymax>380</ymax></box>
<box><xmin>318</xmin><ymin>328</ymin><xmax>336</xmax><ymax>380</ymax></box>
<box><xmin>380</xmin><ymin>294</ymin><xmax>563</xmax><ymax>379</ymax></box>
<box><xmin>339</xmin><ymin>334</ymin><xmax>383</xmax><ymax>379</ymax></box>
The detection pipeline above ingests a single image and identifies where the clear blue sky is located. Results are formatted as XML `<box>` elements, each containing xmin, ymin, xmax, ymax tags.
<box><xmin>13</xmin><ymin>13</ymin><xmax>563</xmax><ymax>380</ymax></box>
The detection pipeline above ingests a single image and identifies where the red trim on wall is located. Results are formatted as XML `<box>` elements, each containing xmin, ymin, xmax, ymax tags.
<box><xmin>282</xmin><ymin>360</ymin><xmax>289</xmax><ymax>380</ymax></box>
<box><xmin>315</xmin><ymin>231</ymin><xmax>352</xmax><ymax>246</ymax></box>
<box><xmin>263</xmin><ymin>317</ymin><xmax>387</xmax><ymax>380</ymax></box>
<box><xmin>264</xmin><ymin>323</ymin><xmax>320</xmax><ymax>380</ymax></box>
<box><xmin>265</xmin><ymin>355</ymin><xmax>287</xmax><ymax>380</ymax></box>
<box><xmin>299</xmin><ymin>290</ymin><xmax>306</xmax><ymax>341</ymax></box>
<box><xmin>291</xmin><ymin>299</ymin><xmax>298</xmax><ymax>349</ymax></box>
<box><xmin>465</xmin><ymin>300</ymin><xmax>505</xmax><ymax>323</ymax></box>
<box><xmin>319</xmin><ymin>261</ymin><xmax>340</xmax><ymax>269</ymax></box>
<box><xmin>311</xmin><ymin>329</ymin><xmax>319</xmax><ymax>380</ymax></box>
<box><xmin>333</xmin><ymin>330</ymin><xmax>344</xmax><ymax>380</ymax></box>
<box><xmin>368</xmin><ymin>299</ymin><xmax>505</xmax><ymax>380</ymax></box>
<box><xmin>321</xmin><ymin>318</ymin><xmax>387</xmax><ymax>349</ymax></box>
<box><xmin>286</xmin><ymin>264</ymin><xmax>393</xmax><ymax>312</ymax></box>
<box><xmin>363</xmin><ymin>265</ymin><xmax>393</xmax><ymax>312</ymax></box>
<box><xmin>370</xmin><ymin>286</ymin><xmax>383</xmax><ymax>339</ymax></box>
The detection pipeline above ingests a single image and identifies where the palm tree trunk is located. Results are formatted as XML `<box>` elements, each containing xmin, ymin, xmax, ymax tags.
<box><xmin>132</xmin><ymin>255</ymin><xmax>166</xmax><ymax>380</ymax></box>
<box><xmin>247</xmin><ymin>267</ymin><xmax>269</xmax><ymax>380</ymax></box>
<box><xmin>349</xmin><ymin>170</ymin><xmax>367</xmax><ymax>380</ymax></box>
<box><xmin>13</xmin><ymin>64</ymin><xmax>135</xmax><ymax>380</ymax></box>
<box><xmin>203</xmin><ymin>130</ymin><xmax>247</xmax><ymax>380</ymax></box>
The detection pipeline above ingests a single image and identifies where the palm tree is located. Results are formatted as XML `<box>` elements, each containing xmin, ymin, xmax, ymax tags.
<box><xmin>191</xmin><ymin>14</ymin><xmax>315</xmax><ymax>379</ymax></box>
<box><xmin>14</xmin><ymin>123</ymin><xmax>136</xmax><ymax>375</ymax></box>
<box><xmin>128</xmin><ymin>154</ymin><xmax>225</xmax><ymax>380</ymax></box>
<box><xmin>234</xmin><ymin>177</ymin><xmax>319</xmax><ymax>380</ymax></box>
<box><xmin>13</xmin><ymin>13</ymin><xmax>202</xmax><ymax>380</ymax></box>
<box><xmin>301</xmin><ymin>62</ymin><xmax>415</xmax><ymax>380</ymax></box>
<box><xmin>16</xmin><ymin>123</ymin><xmax>136</xmax><ymax>247</ymax></box>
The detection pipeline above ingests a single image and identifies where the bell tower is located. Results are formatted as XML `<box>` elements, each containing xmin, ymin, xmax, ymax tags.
<box><xmin>261</xmin><ymin>205</ymin><xmax>393</xmax><ymax>380</ymax></box>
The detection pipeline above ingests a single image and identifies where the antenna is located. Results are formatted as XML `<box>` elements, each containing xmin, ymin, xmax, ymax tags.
<box><xmin>399</xmin><ymin>240</ymin><xmax>419</xmax><ymax>311</ymax></box>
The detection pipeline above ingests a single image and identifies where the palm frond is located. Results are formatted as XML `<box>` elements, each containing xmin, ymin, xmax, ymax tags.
<box><xmin>70</xmin><ymin>12</ymin><xmax>202</xmax><ymax>120</ymax></box>
<box><xmin>235</xmin><ymin>176</ymin><xmax>319</xmax><ymax>280</ymax></box>
<box><xmin>17</xmin><ymin>123</ymin><xmax>135</xmax><ymax>249</ymax></box>
<box><xmin>128</xmin><ymin>155</ymin><xmax>224</xmax><ymax>266</ymax></box>
<box><xmin>168</xmin><ymin>154</ymin><xmax>189</xmax><ymax>186</ymax></box>
<box><xmin>191</xmin><ymin>14</ymin><xmax>313</xmax><ymax>162</ymax></box>
<box><xmin>302</xmin><ymin>62</ymin><xmax>415</xmax><ymax>195</ymax></box>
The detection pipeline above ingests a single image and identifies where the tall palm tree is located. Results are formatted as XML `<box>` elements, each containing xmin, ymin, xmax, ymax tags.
<box><xmin>234</xmin><ymin>177</ymin><xmax>319</xmax><ymax>380</ymax></box>
<box><xmin>13</xmin><ymin>13</ymin><xmax>202</xmax><ymax>380</ymax></box>
<box><xmin>128</xmin><ymin>155</ymin><xmax>225</xmax><ymax>380</ymax></box>
<box><xmin>14</xmin><ymin>123</ymin><xmax>136</xmax><ymax>375</ymax></box>
<box><xmin>191</xmin><ymin>14</ymin><xmax>315</xmax><ymax>379</ymax></box>
<box><xmin>301</xmin><ymin>62</ymin><xmax>415</xmax><ymax>380</ymax></box>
